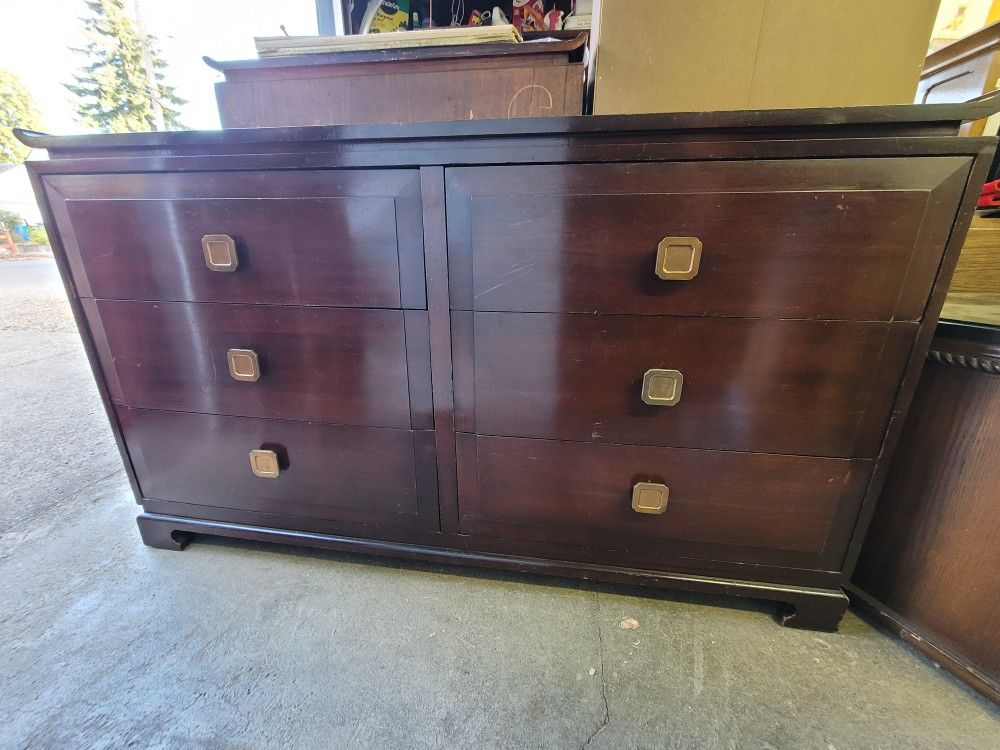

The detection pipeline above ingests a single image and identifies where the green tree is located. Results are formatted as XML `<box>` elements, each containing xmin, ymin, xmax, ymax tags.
<box><xmin>0</xmin><ymin>70</ymin><xmax>42</xmax><ymax>163</ymax></box>
<box><xmin>65</xmin><ymin>0</ymin><xmax>185</xmax><ymax>133</ymax></box>
<box><xmin>0</xmin><ymin>209</ymin><xmax>25</xmax><ymax>229</ymax></box>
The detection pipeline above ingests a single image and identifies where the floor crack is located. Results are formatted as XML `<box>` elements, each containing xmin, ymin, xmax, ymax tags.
<box><xmin>582</xmin><ymin>590</ymin><xmax>610</xmax><ymax>749</ymax></box>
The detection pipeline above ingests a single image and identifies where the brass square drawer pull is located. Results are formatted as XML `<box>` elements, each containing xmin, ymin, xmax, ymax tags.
<box><xmin>202</xmin><ymin>234</ymin><xmax>239</xmax><ymax>272</ymax></box>
<box><xmin>227</xmin><ymin>348</ymin><xmax>260</xmax><ymax>382</ymax></box>
<box><xmin>249</xmin><ymin>448</ymin><xmax>280</xmax><ymax>479</ymax></box>
<box><xmin>632</xmin><ymin>482</ymin><xmax>669</xmax><ymax>514</ymax></box>
<box><xmin>641</xmin><ymin>368</ymin><xmax>683</xmax><ymax>406</ymax></box>
<box><xmin>655</xmin><ymin>236</ymin><xmax>702</xmax><ymax>280</ymax></box>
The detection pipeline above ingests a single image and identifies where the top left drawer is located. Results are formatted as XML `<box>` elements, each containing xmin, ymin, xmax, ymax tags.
<box><xmin>42</xmin><ymin>170</ymin><xmax>426</xmax><ymax>308</ymax></box>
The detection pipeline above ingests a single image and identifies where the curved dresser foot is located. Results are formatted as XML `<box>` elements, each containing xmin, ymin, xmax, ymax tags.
<box><xmin>779</xmin><ymin>589</ymin><xmax>849</xmax><ymax>632</ymax></box>
<box><xmin>137</xmin><ymin>514</ymin><xmax>193</xmax><ymax>551</ymax></box>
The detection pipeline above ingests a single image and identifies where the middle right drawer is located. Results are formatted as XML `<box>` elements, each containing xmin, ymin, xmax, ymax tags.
<box><xmin>452</xmin><ymin>312</ymin><xmax>914</xmax><ymax>458</ymax></box>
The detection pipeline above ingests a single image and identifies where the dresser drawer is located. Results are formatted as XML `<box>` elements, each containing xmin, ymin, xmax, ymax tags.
<box><xmin>458</xmin><ymin>434</ymin><xmax>873</xmax><ymax>569</ymax></box>
<box><xmin>85</xmin><ymin>300</ymin><xmax>432</xmax><ymax>429</ymax></box>
<box><xmin>44</xmin><ymin>170</ymin><xmax>425</xmax><ymax>308</ymax></box>
<box><xmin>454</xmin><ymin>312</ymin><xmax>916</xmax><ymax>458</ymax></box>
<box><xmin>122</xmin><ymin>408</ymin><xmax>438</xmax><ymax>531</ymax></box>
<box><xmin>446</xmin><ymin>158</ymin><xmax>967</xmax><ymax>319</ymax></box>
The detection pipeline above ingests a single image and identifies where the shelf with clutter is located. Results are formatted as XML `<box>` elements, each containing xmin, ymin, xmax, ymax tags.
<box><xmin>343</xmin><ymin>1</ymin><xmax>589</xmax><ymax>35</ymax></box>
<box><xmin>205</xmin><ymin>1</ymin><xmax>591</xmax><ymax>128</ymax></box>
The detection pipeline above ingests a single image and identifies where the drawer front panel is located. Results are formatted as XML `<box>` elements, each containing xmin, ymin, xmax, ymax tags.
<box><xmin>458</xmin><ymin>434</ymin><xmax>874</xmax><ymax>569</ymax></box>
<box><xmin>122</xmin><ymin>408</ymin><xmax>438</xmax><ymax>530</ymax></box>
<box><xmin>454</xmin><ymin>312</ymin><xmax>916</xmax><ymax>458</ymax></box>
<box><xmin>45</xmin><ymin>170</ymin><xmax>426</xmax><ymax>308</ymax></box>
<box><xmin>85</xmin><ymin>300</ymin><xmax>427</xmax><ymax>429</ymax></box>
<box><xmin>446</xmin><ymin>158</ymin><xmax>968</xmax><ymax>319</ymax></box>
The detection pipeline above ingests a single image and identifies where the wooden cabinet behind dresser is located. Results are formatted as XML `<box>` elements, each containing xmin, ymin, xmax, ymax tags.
<box><xmin>18</xmin><ymin>94</ymin><xmax>1000</xmax><ymax>631</ymax></box>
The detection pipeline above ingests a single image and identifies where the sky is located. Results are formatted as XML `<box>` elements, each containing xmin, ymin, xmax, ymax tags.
<box><xmin>0</xmin><ymin>0</ymin><xmax>320</xmax><ymax>134</ymax></box>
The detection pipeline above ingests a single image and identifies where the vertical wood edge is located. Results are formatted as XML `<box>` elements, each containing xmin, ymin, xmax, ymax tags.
<box><xmin>402</xmin><ymin>309</ymin><xmax>433</xmax><ymax>430</ymax></box>
<box><xmin>24</xmin><ymin>166</ymin><xmax>144</xmax><ymax>502</ymax></box>
<box><xmin>840</xmin><ymin>143</ymin><xmax>999</xmax><ymax>577</ymax></box>
<box><xmin>420</xmin><ymin>165</ymin><xmax>460</xmax><ymax>533</ymax></box>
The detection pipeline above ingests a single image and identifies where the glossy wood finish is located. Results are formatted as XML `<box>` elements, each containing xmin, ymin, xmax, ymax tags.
<box><xmin>837</xmin><ymin>146</ymin><xmax>997</xmax><ymax>579</ymax></box>
<box><xmin>447</xmin><ymin>159</ymin><xmax>969</xmax><ymax>319</ymax></box>
<box><xmin>84</xmin><ymin>300</ymin><xmax>429</xmax><ymax>429</ymax></box>
<box><xmin>420</xmin><ymin>167</ymin><xmax>462</xmax><ymax>532</ymax></box>
<box><xmin>19</xmin><ymin>95</ymin><xmax>1000</xmax><ymax>632</ymax></box>
<box><xmin>455</xmin><ymin>313</ymin><xmax>916</xmax><ymax>457</ymax></box>
<box><xmin>44</xmin><ymin>170</ymin><xmax>426</xmax><ymax>308</ymax></box>
<box><xmin>215</xmin><ymin>63</ymin><xmax>585</xmax><ymax>128</ymax></box>
<box><xmin>121</xmin><ymin>407</ymin><xmax>439</xmax><ymax>531</ymax></box>
<box><xmin>17</xmin><ymin>90</ymin><xmax>1000</xmax><ymax>155</ymax></box>
<box><xmin>458</xmin><ymin>434</ymin><xmax>873</xmax><ymax>570</ymax></box>
<box><xmin>210</xmin><ymin>35</ymin><xmax>587</xmax><ymax>128</ymax></box>
<box><xmin>852</xmin><ymin>321</ymin><xmax>1000</xmax><ymax>704</ymax></box>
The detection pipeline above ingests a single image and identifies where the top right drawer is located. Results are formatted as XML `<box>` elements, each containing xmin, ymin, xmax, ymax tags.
<box><xmin>446</xmin><ymin>158</ymin><xmax>971</xmax><ymax>320</ymax></box>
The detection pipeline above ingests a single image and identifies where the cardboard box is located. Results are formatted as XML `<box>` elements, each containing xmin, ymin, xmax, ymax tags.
<box><xmin>592</xmin><ymin>0</ymin><xmax>940</xmax><ymax>114</ymax></box>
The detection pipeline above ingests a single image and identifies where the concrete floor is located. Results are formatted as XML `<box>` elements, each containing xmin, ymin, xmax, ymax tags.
<box><xmin>2</xmin><ymin>258</ymin><xmax>999</xmax><ymax>749</ymax></box>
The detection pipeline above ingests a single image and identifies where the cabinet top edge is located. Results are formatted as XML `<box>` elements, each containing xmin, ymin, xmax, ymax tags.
<box><xmin>14</xmin><ymin>91</ymin><xmax>1000</xmax><ymax>157</ymax></box>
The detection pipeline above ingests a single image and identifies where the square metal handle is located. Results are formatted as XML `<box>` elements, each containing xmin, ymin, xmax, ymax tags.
<box><xmin>249</xmin><ymin>449</ymin><xmax>280</xmax><ymax>479</ymax></box>
<box><xmin>655</xmin><ymin>236</ymin><xmax>702</xmax><ymax>280</ymax></box>
<box><xmin>632</xmin><ymin>482</ymin><xmax>669</xmax><ymax>514</ymax></box>
<box><xmin>641</xmin><ymin>368</ymin><xmax>683</xmax><ymax>406</ymax></box>
<box><xmin>227</xmin><ymin>349</ymin><xmax>260</xmax><ymax>382</ymax></box>
<box><xmin>202</xmin><ymin>234</ymin><xmax>239</xmax><ymax>272</ymax></box>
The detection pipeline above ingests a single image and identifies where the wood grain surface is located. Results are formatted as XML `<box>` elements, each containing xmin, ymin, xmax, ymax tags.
<box><xmin>44</xmin><ymin>170</ymin><xmax>426</xmax><ymax>308</ymax></box>
<box><xmin>121</xmin><ymin>407</ymin><xmax>439</xmax><ymax>530</ymax></box>
<box><xmin>458</xmin><ymin>434</ymin><xmax>874</xmax><ymax>570</ymax></box>
<box><xmin>446</xmin><ymin>159</ymin><xmax>968</xmax><ymax>319</ymax></box>
<box><xmin>85</xmin><ymin>300</ymin><xmax>423</xmax><ymax>429</ymax></box>
<box><xmin>853</xmin><ymin>323</ymin><xmax>1000</xmax><ymax>701</ymax></box>
<box><xmin>454</xmin><ymin>312</ymin><xmax>916</xmax><ymax>458</ymax></box>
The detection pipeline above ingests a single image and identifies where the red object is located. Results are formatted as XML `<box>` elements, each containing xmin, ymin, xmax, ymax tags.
<box><xmin>513</xmin><ymin>0</ymin><xmax>544</xmax><ymax>31</ymax></box>
<box><xmin>978</xmin><ymin>179</ymin><xmax>1000</xmax><ymax>207</ymax></box>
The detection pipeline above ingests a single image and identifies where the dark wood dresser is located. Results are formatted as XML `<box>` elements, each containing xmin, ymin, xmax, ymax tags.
<box><xmin>17</xmin><ymin>94</ymin><xmax>1000</xmax><ymax>631</ymax></box>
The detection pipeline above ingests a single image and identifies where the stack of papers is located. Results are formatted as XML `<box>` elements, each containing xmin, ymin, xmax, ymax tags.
<box><xmin>255</xmin><ymin>25</ymin><xmax>523</xmax><ymax>57</ymax></box>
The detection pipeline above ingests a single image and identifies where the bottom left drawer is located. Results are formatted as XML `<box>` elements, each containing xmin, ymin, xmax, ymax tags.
<box><xmin>119</xmin><ymin>407</ymin><xmax>439</xmax><ymax>532</ymax></box>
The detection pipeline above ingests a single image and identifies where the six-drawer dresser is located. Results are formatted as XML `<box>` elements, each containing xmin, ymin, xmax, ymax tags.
<box><xmin>17</xmin><ymin>92</ymin><xmax>1000</xmax><ymax>631</ymax></box>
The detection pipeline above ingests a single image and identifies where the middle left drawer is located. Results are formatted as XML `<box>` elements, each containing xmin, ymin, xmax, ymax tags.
<box><xmin>83</xmin><ymin>300</ymin><xmax>431</xmax><ymax>429</ymax></box>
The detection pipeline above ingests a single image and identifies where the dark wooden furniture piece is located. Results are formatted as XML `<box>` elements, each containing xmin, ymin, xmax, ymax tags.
<box><xmin>919</xmin><ymin>21</ymin><xmax>1000</xmax><ymax>135</ymax></box>
<box><xmin>17</xmin><ymin>93</ymin><xmax>1000</xmax><ymax>632</ymax></box>
<box><xmin>851</xmin><ymin>321</ymin><xmax>1000</xmax><ymax>704</ymax></box>
<box><xmin>206</xmin><ymin>33</ymin><xmax>587</xmax><ymax>128</ymax></box>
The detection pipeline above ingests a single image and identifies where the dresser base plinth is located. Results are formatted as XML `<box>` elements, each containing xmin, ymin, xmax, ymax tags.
<box><xmin>136</xmin><ymin>512</ymin><xmax>849</xmax><ymax>631</ymax></box>
<box><xmin>137</xmin><ymin>515</ymin><xmax>192</xmax><ymax>551</ymax></box>
<box><xmin>779</xmin><ymin>591</ymin><xmax>849</xmax><ymax>632</ymax></box>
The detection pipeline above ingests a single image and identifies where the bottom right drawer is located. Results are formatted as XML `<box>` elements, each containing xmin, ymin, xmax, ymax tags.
<box><xmin>457</xmin><ymin>434</ymin><xmax>874</xmax><ymax>570</ymax></box>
